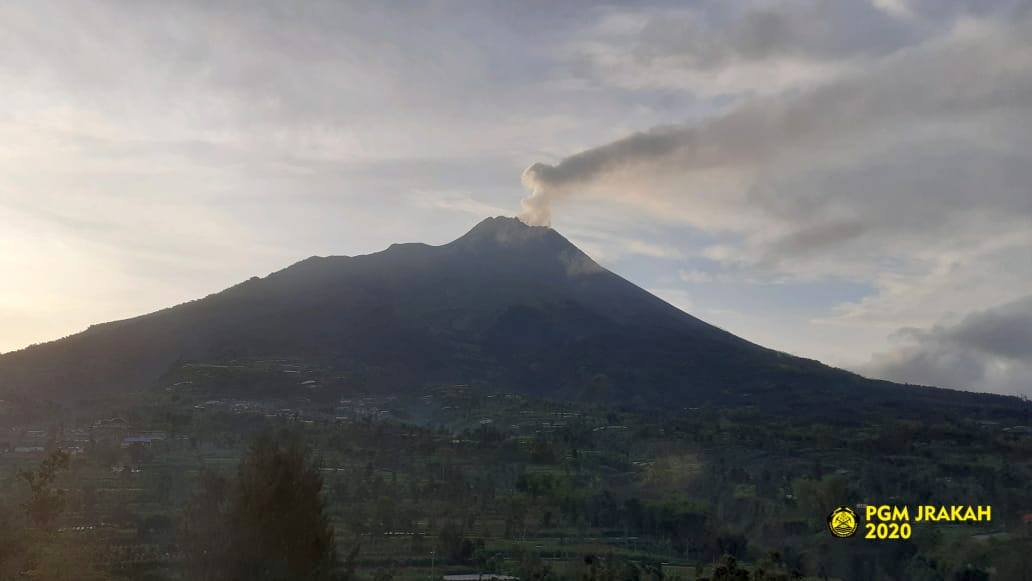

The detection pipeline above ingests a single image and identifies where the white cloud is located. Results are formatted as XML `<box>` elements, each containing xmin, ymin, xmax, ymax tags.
<box><xmin>419</xmin><ymin>192</ymin><xmax>512</xmax><ymax>218</ymax></box>
<box><xmin>517</xmin><ymin>6</ymin><xmax>1032</xmax><ymax>393</ymax></box>
<box><xmin>0</xmin><ymin>0</ymin><xmax>1028</xmax><ymax>398</ymax></box>
<box><xmin>872</xmin><ymin>0</ymin><xmax>913</xmax><ymax>20</ymax></box>
<box><xmin>626</xmin><ymin>239</ymin><xmax>683</xmax><ymax>259</ymax></box>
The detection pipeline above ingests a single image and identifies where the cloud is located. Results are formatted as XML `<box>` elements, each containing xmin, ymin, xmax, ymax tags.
<box><xmin>0</xmin><ymin>1</ymin><xmax>599</xmax><ymax>351</ymax></box>
<box><xmin>520</xmin><ymin>125</ymin><xmax>689</xmax><ymax>225</ymax></box>
<box><xmin>626</xmin><ymin>239</ymin><xmax>683</xmax><ymax>259</ymax></box>
<box><xmin>629</xmin><ymin>2</ymin><xmax>913</xmax><ymax>67</ymax></box>
<box><xmin>863</xmin><ymin>296</ymin><xmax>1032</xmax><ymax>396</ymax></box>
<box><xmin>520</xmin><ymin>10</ymin><xmax>1032</xmax><ymax>289</ymax></box>
<box><xmin>419</xmin><ymin>192</ymin><xmax>512</xmax><ymax>218</ymax></box>
<box><xmin>558</xmin><ymin>0</ymin><xmax>1017</xmax><ymax>97</ymax></box>
<box><xmin>517</xmin><ymin>4</ymin><xmax>1032</xmax><ymax>394</ymax></box>
<box><xmin>557</xmin><ymin>224</ymin><xmax>686</xmax><ymax>264</ymax></box>
<box><xmin>0</xmin><ymin>0</ymin><xmax>1027</xmax><ymax>400</ymax></box>
<box><xmin>522</xmin><ymin>13</ymin><xmax>1032</xmax><ymax>235</ymax></box>
<box><xmin>872</xmin><ymin>0</ymin><xmax>914</xmax><ymax>20</ymax></box>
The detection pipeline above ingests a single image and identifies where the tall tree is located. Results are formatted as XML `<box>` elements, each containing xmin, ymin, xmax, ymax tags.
<box><xmin>182</xmin><ymin>430</ymin><xmax>339</xmax><ymax>581</ymax></box>
<box><xmin>7</xmin><ymin>450</ymin><xmax>110</xmax><ymax>581</ymax></box>
<box><xmin>180</xmin><ymin>471</ymin><xmax>231</xmax><ymax>581</ymax></box>
<box><xmin>18</xmin><ymin>449</ymin><xmax>69</xmax><ymax>530</ymax></box>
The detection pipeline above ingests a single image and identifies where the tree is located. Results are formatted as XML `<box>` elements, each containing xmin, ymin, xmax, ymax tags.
<box><xmin>180</xmin><ymin>431</ymin><xmax>340</xmax><ymax>581</ymax></box>
<box><xmin>18</xmin><ymin>449</ymin><xmax>69</xmax><ymax>530</ymax></box>
<box><xmin>232</xmin><ymin>431</ymin><xmax>337</xmax><ymax>579</ymax></box>
<box><xmin>180</xmin><ymin>471</ymin><xmax>231</xmax><ymax>581</ymax></box>
<box><xmin>22</xmin><ymin>535</ymin><xmax>111</xmax><ymax>581</ymax></box>
<box><xmin>996</xmin><ymin>548</ymin><xmax>1032</xmax><ymax>581</ymax></box>
<box><xmin>710</xmin><ymin>554</ymin><xmax>750</xmax><ymax>581</ymax></box>
<box><xmin>753</xmin><ymin>551</ymin><xmax>793</xmax><ymax>581</ymax></box>
<box><xmin>0</xmin><ymin>500</ymin><xmax>29</xmax><ymax>579</ymax></box>
<box><xmin>7</xmin><ymin>451</ymin><xmax>110</xmax><ymax>580</ymax></box>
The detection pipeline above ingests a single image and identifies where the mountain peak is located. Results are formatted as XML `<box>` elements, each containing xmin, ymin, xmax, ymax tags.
<box><xmin>1</xmin><ymin>212</ymin><xmax>1018</xmax><ymax>419</ymax></box>
<box><xmin>469</xmin><ymin>215</ymin><xmax>541</xmax><ymax>234</ymax></box>
<box><xmin>452</xmin><ymin>215</ymin><xmax>557</xmax><ymax>248</ymax></box>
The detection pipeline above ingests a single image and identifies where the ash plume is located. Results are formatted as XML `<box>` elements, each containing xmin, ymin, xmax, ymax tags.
<box><xmin>517</xmin><ymin>17</ymin><xmax>1032</xmax><ymax>226</ymax></box>
<box><xmin>518</xmin><ymin>127</ymin><xmax>688</xmax><ymax>226</ymax></box>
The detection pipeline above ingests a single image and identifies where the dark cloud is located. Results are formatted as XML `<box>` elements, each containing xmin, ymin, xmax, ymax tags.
<box><xmin>865</xmin><ymin>296</ymin><xmax>1032</xmax><ymax>395</ymax></box>
<box><xmin>517</xmin><ymin>2</ymin><xmax>1032</xmax><ymax>396</ymax></box>
<box><xmin>1</xmin><ymin>0</ymin><xmax>1029</xmax><ymax>398</ymax></box>
<box><xmin>633</xmin><ymin>1</ymin><xmax>915</xmax><ymax>69</ymax></box>
<box><xmin>522</xmin><ymin>13</ymin><xmax>1032</xmax><ymax>242</ymax></box>
<box><xmin>765</xmin><ymin>220</ymin><xmax>867</xmax><ymax>257</ymax></box>
<box><xmin>620</xmin><ymin>0</ymin><xmax>1032</xmax><ymax>70</ymax></box>
<box><xmin>949</xmin><ymin>298</ymin><xmax>1032</xmax><ymax>359</ymax></box>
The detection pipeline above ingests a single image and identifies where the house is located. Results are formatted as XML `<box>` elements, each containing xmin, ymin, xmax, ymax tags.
<box><xmin>92</xmin><ymin>418</ymin><xmax>130</xmax><ymax>442</ymax></box>
<box><xmin>120</xmin><ymin>431</ymin><xmax>168</xmax><ymax>448</ymax></box>
<box><xmin>94</xmin><ymin>417</ymin><xmax>129</xmax><ymax>430</ymax></box>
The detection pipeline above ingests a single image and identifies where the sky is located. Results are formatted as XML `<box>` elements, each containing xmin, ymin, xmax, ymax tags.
<box><xmin>1</xmin><ymin>0</ymin><xmax>1030</xmax><ymax>396</ymax></box>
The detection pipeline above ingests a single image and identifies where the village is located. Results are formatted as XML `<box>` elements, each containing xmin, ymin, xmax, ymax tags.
<box><xmin>1</xmin><ymin>367</ymin><xmax>1030</xmax><ymax>581</ymax></box>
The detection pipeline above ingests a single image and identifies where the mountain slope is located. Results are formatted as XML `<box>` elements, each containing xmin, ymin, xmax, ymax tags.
<box><xmin>0</xmin><ymin>217</ymin><xmax>1020</xmax><ymax>416</ymax></box>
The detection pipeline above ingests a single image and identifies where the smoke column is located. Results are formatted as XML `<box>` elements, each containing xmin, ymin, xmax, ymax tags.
<box><xmin>514</xmin><ymin>26</ymin><xmax>1032</xmax><ymax>228</ymax></box>
<box><xmin>519</xmin><ymin>163</ymin><xmax>557</xmax><ymax>226</ymax></box>
<box><xmin>518</xmin><ymin>126</ymin><xmax>689</xmax><ymax>226</ymax></box>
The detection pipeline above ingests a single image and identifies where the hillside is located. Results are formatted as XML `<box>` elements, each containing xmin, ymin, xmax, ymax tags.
<box><xmin>0</xmin><ymin>217</ymin><xmax>1021</xmax><ymax>418</ymax></box>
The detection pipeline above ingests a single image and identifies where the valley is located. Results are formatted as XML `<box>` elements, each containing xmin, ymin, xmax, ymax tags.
<box><xmin>2</xmin><ymin>359</ymin><xmax>1030</xmax><ymax>580</ymax></box>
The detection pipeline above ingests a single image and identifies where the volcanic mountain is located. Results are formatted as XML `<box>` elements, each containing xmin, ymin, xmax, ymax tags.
<box><xmin>0</xmin><ymin>217</ymin><xmax>1019</xmax><ymax>417</ymax></box>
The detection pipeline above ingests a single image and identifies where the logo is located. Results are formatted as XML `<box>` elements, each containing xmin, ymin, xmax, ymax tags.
<box><xmin>828</xmin><ymin>506</ymin><xmax>858</xmax><ymax>538</ymax></box>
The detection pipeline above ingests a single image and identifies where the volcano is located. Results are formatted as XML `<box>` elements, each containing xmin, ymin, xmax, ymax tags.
<box><xmin>0</xmin><ymin>217</ymin><xmax>1019</xmax><ymax>417</ymax></box>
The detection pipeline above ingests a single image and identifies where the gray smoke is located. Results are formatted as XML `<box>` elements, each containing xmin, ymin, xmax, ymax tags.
<box><xmin>518</xmin><ymin>17</ymin><xmax>1032</xmax><ymax>226</ymax></box>
<box><xmin>865</xmin><ymin>296</ymin><xmax>1032</xmax><ymax>396</ymax></box>
<box><xmin>520</xmin><ymin>126</ymin><xmax>689</xmax><ymax>225</ymax></box>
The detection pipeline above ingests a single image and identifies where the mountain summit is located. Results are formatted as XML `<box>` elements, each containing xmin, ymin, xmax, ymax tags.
<box><xmin>0</xmin><ymin>217</ymin><xmax>1017</xmax><ymax>415</ymax></box>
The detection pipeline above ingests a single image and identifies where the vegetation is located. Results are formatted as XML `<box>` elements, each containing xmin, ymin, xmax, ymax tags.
<box><xmin>18</xmin><ymin>448</ymin><xmax>70</xmax><ymax>530</ymax></box>
<box><xmin>181</xmin><ymin>430</ymin><xmax>339</xmax><ymax>580</ymax></box>
<box><xmin>0</xmin><ymin>376</ymin><xmax>1029</xmax><ymax>580</ymax></box>
<box><xmin>1</xmin><ymin>218</ymin><xmax>1029</xmax><ymax>580</ymax></box>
